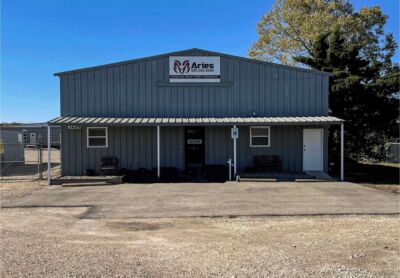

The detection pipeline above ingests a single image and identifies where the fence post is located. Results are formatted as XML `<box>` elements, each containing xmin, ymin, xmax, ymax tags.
<box><xmin>47</xmin><ymin>126</ymin><xmax>51</xmax><ymax>185</ymax></box>
<box><xmin>39</xmin><ymin>146</ymin><xmax>43</xmax><ymax>180</ymax></box>
<box><xmin>37</xmin><ymin>144</ymin><xmax>40</xmax><ymax>179</ymax></box>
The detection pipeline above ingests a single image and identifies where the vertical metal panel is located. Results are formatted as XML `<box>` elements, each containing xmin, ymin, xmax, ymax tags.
<box><xmin>61</xmin><ymin>126</ymin><xmax>160</xmax><ymax>175</ymax></box>
<box><xmin>58</xmin><ymin>50</ymin><xmax>331</xmax><ymax>175</ymax></box>
<box><xmin>160</xmin><ymin>126</ymin><xmax>184</xmax><ymax>169</ymax></box>
<box><xmin>60</xmin><ymin>124</ymin><xmax>329</xmax><ymax>175</ymax></box>
<box><xmin>205</xmin><ymin>126</ymin><xmax>233</xmax><ymax>165</ymax></box>
<box><xmin>59</xmin><ymin>50</ymin><xmax>330</xmax><ymax>119</ymax></box>
<box><xmin>236</xmin><ymin>126</ymin><xmax>304</xmax><ymax>173</ymax></box>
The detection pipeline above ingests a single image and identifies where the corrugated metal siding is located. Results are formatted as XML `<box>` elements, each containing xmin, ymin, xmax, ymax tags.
<box><xmin>236</xmin><ymin>126</ymin><xmax>302</xmax><ymax>173</ymax></box>
<box><xmin>61</xmin><ymin>126</ymin><xmax>187</xmax><ymax>175</ymax></box>
<box><xmin>61</xmin><ymin>125</ymin><xmax>326</xmax><ymax>175</ymax></box>
<box><xmin>205</xmin><ymin>126</ymin><xmax>233</xmax><ymax>165</ymax></box>
<box><xmin>60</xmin><ymin>50</ymin><xmax>329</xmax><ymax>118</ymax></box>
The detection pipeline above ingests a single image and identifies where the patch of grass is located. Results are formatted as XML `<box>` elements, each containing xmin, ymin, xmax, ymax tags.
<box><xmin>345</xmin><ymin>162</ymin><xmax>399</xmax><ymax>193</ymax></box>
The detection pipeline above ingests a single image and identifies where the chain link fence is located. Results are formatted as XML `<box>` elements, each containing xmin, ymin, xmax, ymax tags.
<box><xmin>0</xmin><ymin>131</ymin><xmax>60</xmax><ymax>182</ymax></box>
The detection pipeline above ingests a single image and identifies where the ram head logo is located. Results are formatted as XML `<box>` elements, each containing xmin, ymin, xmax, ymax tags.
<box><xmin>173</xmin><ymin>59</ymin><xmax>190</xmax><ymax>74</ymax></box>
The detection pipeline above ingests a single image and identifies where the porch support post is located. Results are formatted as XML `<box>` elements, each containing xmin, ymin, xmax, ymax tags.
<box><xmin>340</xmin><ymin>123</ymin><xmax>344</xmax><ymax>181</ymax></box>
<box><xmin>157</xmin><ymin>125</ymin><xmax>160</xmax><ymax>179</ymax></box>
<box><xmin>233</xmin><ymin>125</ymin><xmax>237</xmax><ymax>178</ymax></box>
<box><xmin>47</xmin><ymin>125</ymin><xmax>51</xmax><ymax>185</ymax></box>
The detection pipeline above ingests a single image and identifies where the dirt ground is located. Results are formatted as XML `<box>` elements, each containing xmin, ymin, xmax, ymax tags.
<box><xmin>1</xmin><ymin>156</ymin><xmax>399</xmax><ymax>277</ymax></box>
<box><xmin>0</xmin><ymin>183</ymin><xmax>399</xmax><ymax>277</ymax></box>
<box><xmin>1</xmin><ymin>207</ymin><xmax>398</xmax><ymax>278</ymax></box>
<box><xmin>1</xmin><ymin>148</ymin><xmax>60</xmax><ymax>182</ymax></box>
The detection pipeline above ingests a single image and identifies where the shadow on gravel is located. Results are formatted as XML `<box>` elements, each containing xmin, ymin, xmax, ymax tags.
<box><xmin>105</xmin><ymin>221</ymin><xmax>173</xmax><ymax>231</ymax></box>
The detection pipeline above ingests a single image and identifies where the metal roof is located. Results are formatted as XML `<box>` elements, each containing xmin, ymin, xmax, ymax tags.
<box><xmin>0</xmin><ymin>123</ymin><xmax>53</xmax><ymax>128</ymax></box>
<box><xmin>53</xmin><ymin>48</ymin><xmax>332</xmax><ymax>77</ymax></box>
<box><xmin>48</xmin><ymin>116</ymin><xmax>343</xmax><ymax>126</ymax></box>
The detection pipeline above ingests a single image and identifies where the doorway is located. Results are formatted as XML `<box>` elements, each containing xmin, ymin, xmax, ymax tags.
<box><xmin>185</xmin><ymin>127</ymin><xmax>205</xmax><ymax>172</ymax></box>
<box><xmin>30</xmin><ymin>133</ymin><xmax>37</xmax><ymax>144</ymax></box>
<box><xmin>303</xmin><ymin>129</ymin><xmax>323</xmax><ymax>171</ymax></box>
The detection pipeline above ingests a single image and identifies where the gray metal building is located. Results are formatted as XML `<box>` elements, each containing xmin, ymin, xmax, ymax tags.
<box><xmin>0</xmin><ymin>123</ymin><xmax>61</xmax><ymax>148</ymax></box>
<box><xmin>49</xmin><ymin>48</ymin><xmax>344</xmax><ymax>180</ymax></box>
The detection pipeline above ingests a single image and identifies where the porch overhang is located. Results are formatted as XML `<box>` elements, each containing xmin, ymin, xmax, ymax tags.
<box><xmin>48</xmin><ymin>116</ymin><xmax>343</xmax><ymax>126</ymax></box>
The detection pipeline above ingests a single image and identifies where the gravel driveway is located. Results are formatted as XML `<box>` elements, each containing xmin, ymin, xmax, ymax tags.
<box><xmin>1</xmin><ymin>208</ymin><xmax>398</xmax><ymax>277</ymax></box>
<box><xmin>1</xmin><ymin>181</ymin><xmax>399</xmax><ymax>277</ymax></box>
<box><xmin>3</xmin><ymin>181</ymin><xmax>399</xmax><ymax>217</ymax></box>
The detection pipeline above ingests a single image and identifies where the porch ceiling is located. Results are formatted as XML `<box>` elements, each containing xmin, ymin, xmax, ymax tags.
<box><xmin>48</xmin><ymin>116</ymin><xmax>344</xmax><ymax>126</ymax></box>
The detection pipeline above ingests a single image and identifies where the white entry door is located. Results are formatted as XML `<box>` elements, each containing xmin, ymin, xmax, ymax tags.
<box><xmin>303</xmin><ymin>129</ymin><xmax>323</xmax><ymax>171</ymax></box>
<box><xmin>30</xmin><ymin>133</ymin><xmax>37</xmax><ymax>144</ymax></box>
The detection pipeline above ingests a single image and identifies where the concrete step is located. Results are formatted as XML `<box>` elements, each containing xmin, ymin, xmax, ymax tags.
<box><xmin>237</xmin><ymin>177</ymin><xmax>277</xmax><ymax>182</ymax></box>
<box><xmin>62</xmin><ymin>182</ymin><xmax>112</xmax><ymax>187</ymax></box>
<box><xmin>295</xmin><ymin>178</ymin><xmax>331</xmax><ymax>182</ymax></box>
<box><xmin>52</xmin><ymin>175</ymin><xmax>124</xmax><ymax>185</ymax></box>
<box><xmin>304</xmin><ymin>171</ymin><xmax>336</xmax><ymax>181</ymax></box>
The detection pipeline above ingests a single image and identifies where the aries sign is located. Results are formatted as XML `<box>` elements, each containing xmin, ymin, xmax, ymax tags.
<box><xmin>173</xmin><ymin>60</ymin><xmax>190</xmax><ymax>74</ymax></box>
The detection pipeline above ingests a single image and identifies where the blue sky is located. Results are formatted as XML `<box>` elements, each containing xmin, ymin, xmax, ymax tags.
<box><xmin>1</xmin><ymin>0</ymin><xmax>399</xmax><ymax>123</ymax></box>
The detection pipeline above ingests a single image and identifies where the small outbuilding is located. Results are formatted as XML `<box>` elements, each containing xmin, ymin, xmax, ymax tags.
<box><xmin>48</xmin><ymin>48</ymin><xmax>344</xmax><ymax>182</ymax></box>
<box><xmin>0</xmin><ymin>123</ymin><xmax>61</xmax><ymax>148</ymax></box>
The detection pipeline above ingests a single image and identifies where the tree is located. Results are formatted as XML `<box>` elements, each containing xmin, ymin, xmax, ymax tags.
<box><xmin>250</xmin><ymin>0</ymin><xmax>399</xmax><ymax>161</ymax></box>
<box><xmin>249</xmin><ymin>0</ymin><xmax>394</xmax><ymax>67</ymax></box>
<box><xmin>295</xmin><ymin>29</ymin><xmax>399</xmax><ymax>160</ymax></box>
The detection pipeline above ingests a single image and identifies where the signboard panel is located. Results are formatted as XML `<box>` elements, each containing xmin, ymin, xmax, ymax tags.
<box><xmin>187</xmin><ymin>139</ymin><xmax>203</xmax><ymax>145</ymax></box>
<box><xmin>231</xmin><ymin>127</ymin><xmax>239</xmax><ymax>139</ymax></box>
<box><xmin>67</xmin><ymin>125</ymin><xmax>81</xmax><ymax>130</ymax></box>
<box><xmin>169</xmin><ymin>56</ymin><xmax>220</xmax><ymax>82</ymax></box>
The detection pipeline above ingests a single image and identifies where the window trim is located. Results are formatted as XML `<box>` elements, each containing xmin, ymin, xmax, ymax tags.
<box><xmin>87</xmin><ymin>127</ymin><xmax>108</xmax><ymax>148</ymax></box>
<box><xmin>250</xmin><ymin>126</ymin><xmax>270</xmax><ymax>148</ymax></box>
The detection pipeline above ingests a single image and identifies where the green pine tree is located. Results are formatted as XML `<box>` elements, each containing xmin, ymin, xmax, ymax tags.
<box><xmin>295</xmin><ymin>29</ymin><xmax>399</xmax><ymax>161</ymax></box>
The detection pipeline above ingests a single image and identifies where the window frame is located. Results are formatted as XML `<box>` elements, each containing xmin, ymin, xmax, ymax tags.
<box><xmin>87</xmin><ymin>127</ymin><xmax>108</xmax><ymax>148</ymax></box>
<box><xmin>249</xmin><ymin>126</ymin><xmax>270</xmax><ymax>148</ymax></box>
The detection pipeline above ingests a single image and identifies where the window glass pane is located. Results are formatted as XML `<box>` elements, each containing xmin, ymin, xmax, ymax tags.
<box><xmin>251</xmin><ymin>127</ymin><xmax>269</xmax><ymax>136</ymax></box>
<box><xmin>88</xmin><ymin>128</ymin><xmax>106</xmax><ymax>137</ymax></box>
<box><xmin>89</xmin><ymin>137</ymin><xmax>106</xmax><ymax>147</ymax></box>
<box><xmin>251</xmin><ymin>137</ymin><xmax>269</xmax><ymax>146</ymax></box>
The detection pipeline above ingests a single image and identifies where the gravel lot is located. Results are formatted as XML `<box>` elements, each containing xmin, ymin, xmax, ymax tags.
<box><xmin>1</xmin><ymin>179</ymin><xmax>399</xmax><ymax>277</ymax></box>
<box><xmin>1</xmin><ymin>207</ymin><xmax>398</xmax><ymax>277</ymax></box>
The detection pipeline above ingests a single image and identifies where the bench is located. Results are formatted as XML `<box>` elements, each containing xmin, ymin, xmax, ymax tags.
<box><xmin>253</xmin><ymin>155</ymin><xmax>282</xmax><ymax>172</ymax></box>
<box><xmin>100</xmin><ymin>157</ymin><xmax>118</xmax><ymax>175</ymax></box>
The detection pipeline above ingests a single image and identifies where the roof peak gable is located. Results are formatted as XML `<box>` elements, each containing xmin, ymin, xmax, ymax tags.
<box><xmin>54</xmin><ymin>48</ymin><xmax>331</xmax><ymax>77</ymax></box>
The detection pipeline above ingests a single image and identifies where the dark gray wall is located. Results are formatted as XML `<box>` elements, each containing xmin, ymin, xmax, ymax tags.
<box><xmin>61</xmin><ymin>125</ymin><xmax>327</xmax><ymax>175</ymax></box>
<box><xmin>59</xmin><ymin>49</ymin><xmax>329</xmax><ymax>118</ymax></box>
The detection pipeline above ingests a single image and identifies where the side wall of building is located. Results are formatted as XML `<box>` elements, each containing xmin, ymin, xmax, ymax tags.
<box><xmin>61</xmin><ymin>125</ymin><xmax>328</xmax><ymax>176</ymax></box>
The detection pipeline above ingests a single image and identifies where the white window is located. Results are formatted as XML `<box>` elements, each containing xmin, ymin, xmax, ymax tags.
<box><xmin>87</xmin><ymin>127</ymin><xmax>108</xmax><ymax>148</ymax></box>
<box><xmin>250</xmin><ymin>126</ymin><xmax>270</xmax><ymax>147</ymax></box>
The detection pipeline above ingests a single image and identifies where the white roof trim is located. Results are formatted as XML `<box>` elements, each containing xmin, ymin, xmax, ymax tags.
<box><xmin>49</xmin><ymin>116</ymin><xmax>344</xmax><ymax>126</ymax></box>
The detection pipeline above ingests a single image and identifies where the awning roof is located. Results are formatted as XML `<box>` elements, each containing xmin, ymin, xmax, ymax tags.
<box><xmin>48</xmin><ymin>116</ymin><xmax>343</xmax><ymax>126</ymax></box>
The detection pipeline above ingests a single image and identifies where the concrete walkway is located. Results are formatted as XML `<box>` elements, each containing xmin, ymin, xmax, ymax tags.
<box><xmin>4</xmin><ymin>182</ymin><xmax>399</xmax><ymax>218</ymax></box>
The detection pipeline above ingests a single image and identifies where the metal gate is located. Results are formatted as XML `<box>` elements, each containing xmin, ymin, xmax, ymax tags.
<box><xmin>0</xmin><ymin>131</ymin><xmax>60</xmax><ymax>182</ymax></box>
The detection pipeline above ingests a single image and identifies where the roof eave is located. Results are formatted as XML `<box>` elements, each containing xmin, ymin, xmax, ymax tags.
<box><xmin>53</xmin><ymin>48</ymin><xmax>332</xmax><ymax>77</ymax></box>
